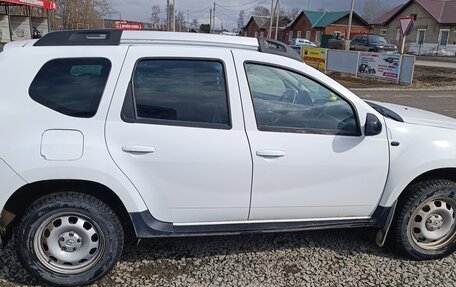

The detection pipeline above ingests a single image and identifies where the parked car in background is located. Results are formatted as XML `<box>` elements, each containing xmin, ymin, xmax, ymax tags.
<box><xmin>350</xmin><ymin>34</ymin><xmax>398</xmax><ymax>53</ymax></box>
<box><xmin>291</xmin><ymin>38</ymin><xmax>317</xmax><ymax>47</ymax></box>
<box><xmin>32</xmin><ymin>26</ymin><xmax>42</xmax><ymax>39</ymax></box>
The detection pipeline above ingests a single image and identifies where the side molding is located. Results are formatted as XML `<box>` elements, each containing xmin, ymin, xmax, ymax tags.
<box><xmin>130</xmin><ymin>205</ymin><xmax>393</xmax><ymax>238</ymax></box>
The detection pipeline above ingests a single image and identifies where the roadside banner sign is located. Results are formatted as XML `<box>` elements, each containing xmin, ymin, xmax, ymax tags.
<box><xmin>302</xmin><ymin>47</ymin><xmax>327</xmax><ymax>71</ymax></box>
<box><xmin>0</xmin><ymin>0</ymin><xmax>57</xmax><ymax>10</ymax></box>
<box><xmin>115</xmin><ymin>21</ymin><xmax>142</xmax><ymax>31</ymax></box>
<box><xmin>358</xmin><ymin>52</ymin><xmax>401</xmax><ymax>81</ymax></box>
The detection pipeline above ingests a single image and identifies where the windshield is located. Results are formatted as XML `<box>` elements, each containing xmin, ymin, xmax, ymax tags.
<box><xmin>369</xmin><ymin>35</ymin><xmax>388</xmax><ymax>44</ymax></box>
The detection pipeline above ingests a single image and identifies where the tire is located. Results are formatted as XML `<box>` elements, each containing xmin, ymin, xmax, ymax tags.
<box><xmin>14</xmin><ymin>192</ymin><xmax>124</xmax><ymax>286</ymax></box>
<box><xmin>391</xmin><ymin>179</ymin><xmax>456</xmax><ymax>260</ymax></box>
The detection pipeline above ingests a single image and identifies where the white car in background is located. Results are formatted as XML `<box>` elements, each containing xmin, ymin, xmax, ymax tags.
<box><xmin>291</xmin><ymin>38</ymin><xmax>317</xmax><ymax>47</ymax></box>
<box><xmin>1</xmin><ymin>30</ymin><xmax>456</xmax><ymax>286</ymax></box>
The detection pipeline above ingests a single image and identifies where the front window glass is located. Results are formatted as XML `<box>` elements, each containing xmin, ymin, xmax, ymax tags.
<box><xmin>245</xmin><ymin>63</ymin><xmax>359</xmax><ymax>135</ymax></box>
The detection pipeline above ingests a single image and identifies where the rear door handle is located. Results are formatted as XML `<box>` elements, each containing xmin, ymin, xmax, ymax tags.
<box><xmin>256</xmin><ymin>149</ymin><xmax>285</xmax><ymax>158</ymax></box>
<box><xmin>122</xmin><ymin>145</ymin><xmax>156</xmax><ymax>154</ymax></box>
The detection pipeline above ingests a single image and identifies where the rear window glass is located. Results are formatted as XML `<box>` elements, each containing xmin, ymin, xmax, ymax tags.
<box><xmin>130</xmin><ymin>59</ymin><xmax>230</xmax><ymax>128</ymax></box>
<box><xmin>29</xmin><ymin>58</ymin><xmax>111</xmax><ymax>118</ymax></box>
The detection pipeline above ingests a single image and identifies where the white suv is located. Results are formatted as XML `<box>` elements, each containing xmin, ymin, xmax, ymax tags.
<box><xmin>1</xmin><ymin>30</ymin><xmax>456</xmax><ymax>286</ymax></box>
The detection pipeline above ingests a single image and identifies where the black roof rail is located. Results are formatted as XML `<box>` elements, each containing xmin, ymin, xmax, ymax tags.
<box><xmin>257</xmin><ymin>38</ymin><xmax>302</xmax><ymax>62</ymax></box>
<box><xmin>34</xmin><ymin>29</ymin><xmax>123</xmax><ymax>46</ymax></box>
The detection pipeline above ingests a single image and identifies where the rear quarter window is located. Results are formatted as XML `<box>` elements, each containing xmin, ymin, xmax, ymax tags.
<box><xmin>29</xmin><ymin>58</ymin><xmax>111</xmax><ymax>118</ymax></box>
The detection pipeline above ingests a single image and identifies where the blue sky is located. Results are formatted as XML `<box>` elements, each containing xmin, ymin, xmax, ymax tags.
<box><xmin>110</xmin><ymin>0</ymin><xmax>407</xmax><ymax>29</ymax></box>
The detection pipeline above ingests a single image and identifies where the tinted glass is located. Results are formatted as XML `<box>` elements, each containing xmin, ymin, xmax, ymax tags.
<box><xmin>133</xmin><ymin>60</ymin><xmax>229</xmax><ymax>127</ymax></box>
<box><xmin>245</xmin><ymin>63</ymin><xmax>359</xmax><ymax>135</ymax></box>
<box><xmin>29</xmin><ymin>58</ymin><xmax>111</xmax><ymax>118</ymax></box>
<box><xmin>369</xmin><ymin>35</ymin><xmax>388</xmax><ymax>44</ymax></box>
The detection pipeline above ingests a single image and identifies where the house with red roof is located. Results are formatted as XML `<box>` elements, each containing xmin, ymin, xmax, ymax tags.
<box><xmin>282</xmin><ymin>10</ymin><xmax>370</xmax><ymax>44</ymax></box>
<box><xmin>371</xmin><ymin>0</ymin><xmax>456</xmax><ymax>55</ymax></box>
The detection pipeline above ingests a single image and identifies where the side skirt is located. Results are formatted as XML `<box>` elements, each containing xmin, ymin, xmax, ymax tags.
<box><xmin>130</xmin><ymin>206</ymin><xmax>392</xmax><ymax>238</ymax></box>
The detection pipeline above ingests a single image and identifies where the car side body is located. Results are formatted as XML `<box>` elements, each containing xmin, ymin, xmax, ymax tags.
<box><xmin>0</xmin><ymin>30</ymin><xmax>456</xmax><ymax>286</ymax></box>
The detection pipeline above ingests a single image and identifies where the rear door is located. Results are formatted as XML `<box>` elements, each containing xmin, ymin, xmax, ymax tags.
<box><xmin>105</xmin><ymin>46</ymin><xmax>252</xmax><ymax>223</ymax></box>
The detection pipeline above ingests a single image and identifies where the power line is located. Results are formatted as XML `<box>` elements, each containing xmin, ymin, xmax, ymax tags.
<box><xmin>218</xmin><ymin>0</ymin><xmax>262</xmax><ymax>8</ymax></box>
<box><xmin>188</xmin><ymin>4</ymin><xmax>214</xmax><ymax>13</ymax></box>
<box><xmin>217</xmin><ymin>0</ymin><xmax>266</xmax><ymax>13</ymax></box>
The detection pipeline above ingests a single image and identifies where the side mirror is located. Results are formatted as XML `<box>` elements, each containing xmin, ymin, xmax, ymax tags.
<box><xmin>365</xmin><ymin>113</ymin><xmax>382</xmax><ymax>136</ymax></box>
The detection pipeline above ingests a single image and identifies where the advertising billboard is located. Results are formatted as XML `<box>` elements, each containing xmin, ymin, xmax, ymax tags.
<box><xmin>358</xmin><ymin>52</ymin><xmax>401</xmax><ymax>81</ymax></box>
<box><xmin>115</xmin><ymin>21</ymin><xmax>142</xmax><ymax>31</ymax></box>
<box><xmin>302</xmin><ymin>47</ymin><xmax>327</xmax><ymax>71</ymax></box>
<box><xmin>1</xmin><ymin>0</ymin><xmax>57</xmax><ymax>10</ymax></box>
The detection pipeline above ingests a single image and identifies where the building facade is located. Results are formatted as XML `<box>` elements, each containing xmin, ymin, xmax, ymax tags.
<box><xmin>242</xmin><ymin>15</ymin><xmax>290</xmax><ymax>39</ymax></box>
<box><xmin>282</xmin><ymin>10</ymin><xmax>370</xmax><ymax>44</ymax></box>
<box><xmin>0</xmin><ymin>0</ymin><xmax>55</xmax><ymax>43</ymax></box>
<box><xmin>372</xmin><ymin>0</ymin><xmax>456</xmax><ymax>55</ymax></box>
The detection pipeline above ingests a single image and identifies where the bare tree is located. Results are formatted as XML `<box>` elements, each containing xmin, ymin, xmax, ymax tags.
<box><xmin>56</xmin><ymin>0</ymin><xmax>112</xmax><ymax>29</ymax></box>
<box><xmin>151</xmin><ymin>5</ymin><xmax>161</xmax><ymax>29</ymax></box>
<box><xmin>287</xmin><ymin>8</ymin><xmax>301</xmax><ymax>21</ymax></box>
<box><xmin>191</xmin><ymin>18</ymin><xmax>199</xmax><ymax>29</ymax></box>
<box><xmin>363</xmin><ymin>0</ymin><xmax>389</xmax><ymax>24</ymax></box>
<box><xmin>176</xmin><ymin>10</ymin><xmax>186</xmax><ymax>32</ymax></box>
<box><xmin>251</xmin><ymin>5</ymin><xmax>270</xmax><ymax>16</ymax></box>
<box><xmin>237</xmin><ymin>10</ymin><xmax>245</xmax><ymax>29</ymax></box>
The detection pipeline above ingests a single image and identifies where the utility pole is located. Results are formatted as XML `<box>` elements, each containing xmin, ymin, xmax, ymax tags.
<box><xmin>347</xmin><ymin>0</ymin><xmax>355</xmax><ymax>44</ymax></box>
<box><xmin>187</xmin><ymin>9</ymin><xmax>189</xmax><ymax>32</ymax></box>
<box><xmin>268</xmin><ymin>0</ymin><xmax>274</xmax><ymax>38</ymax></box>
<box><xmin>307</xmin><ymin>0</ymin><xmax>310</xmax><ymax>10</ymax></box>
<box><xmin>274</xmin><ymin>0</ymin><xmax>280</xmax><ymax>40</ymax></box>
<box><xmin>210</xmin><ymin>7</ymin><xmax>212</xmax><ymax>33</ymax></box>
<box><xmin>173</xmin><ymin>0</ymin><xmax>176</xmax><ymax>32</ymax></box>
<box><xmin>213</xmin><ymin>2</ymin><xmax>216</xmax><ymax>32</ymax></box>
<box><xmin>166</xmin><ymin>0</ymin><xmax>170</xmax><ymax>31</ymax></box>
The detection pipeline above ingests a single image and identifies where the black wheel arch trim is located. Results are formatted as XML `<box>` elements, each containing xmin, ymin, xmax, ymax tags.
<box><xmin>129</xmin><ymin>205</ymin><xmax>393</xmax><ymax>238</ymax></box>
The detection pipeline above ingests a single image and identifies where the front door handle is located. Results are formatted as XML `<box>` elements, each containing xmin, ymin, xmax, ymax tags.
<box><xmin>122</xmin><ymin>145</ymin><xmax>156</xmax><ymax>154</ymax></box>
<box><xmin>256</xmin><ymin>149</ymin><xmax>285</xmax><ymax>158</ymax></box>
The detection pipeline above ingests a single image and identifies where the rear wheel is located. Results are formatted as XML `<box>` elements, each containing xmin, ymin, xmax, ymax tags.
<box><xmin>391</xmin><ymin>179</ymin><xmax>456</xmax><ymax>260</ymax></box>
<box><xmin>14</xmin><ymin>192</ymin><xmax>124</xmax><ymax>286</ymax></box>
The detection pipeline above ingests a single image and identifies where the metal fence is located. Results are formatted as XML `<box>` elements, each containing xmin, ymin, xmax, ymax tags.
<box><xmin>408</xmin><ymin>43</ymin><xmax>456</xmax><ymax>57</ymax></box>
<box><xmin>326</xmin><ymin>50</ymin><xmax>359</xmax><ymax>75</ymax></box>
<box><xmin>399</xmin><ymin>55</ymin><xmax>415</xmax><ymax>85</ymax></box>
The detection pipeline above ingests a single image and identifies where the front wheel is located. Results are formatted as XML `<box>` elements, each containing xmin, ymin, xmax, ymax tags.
<box><xmin>14</xmin><ymin>192</ymin><xmax>124</xmax><ymax>286</ymax></box>
<box><xmin>391</xmin><ymin>179</ymin><xmax>456</xmax><ymax>260</ymax></box>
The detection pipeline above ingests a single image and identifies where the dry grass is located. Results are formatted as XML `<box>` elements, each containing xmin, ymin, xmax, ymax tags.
<box><xmin>329</xmin><ymin>66</ymin><xmax>456</xmax><ymax>89</ymax></box>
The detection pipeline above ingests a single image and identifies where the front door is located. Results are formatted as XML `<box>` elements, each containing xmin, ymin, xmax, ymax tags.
<box><xmin>105</xmin><ymin>46</ymin><xmax>252</xmax><ymax>223</ymax></box>
<box><xmin>233</xmin><ymin>50</ymin><xmax>390</xmax><ymax>221</ymax></box>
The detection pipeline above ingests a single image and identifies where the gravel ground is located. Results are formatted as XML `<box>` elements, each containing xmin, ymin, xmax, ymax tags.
<box><xmin>1</xmin><ymin>229</ymin><xmax>456</xmax><ymax>286</ymax></box>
